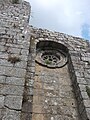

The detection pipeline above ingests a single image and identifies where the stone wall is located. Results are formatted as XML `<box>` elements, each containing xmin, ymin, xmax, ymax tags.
<box><xmin>0</xmin><ymin>1</ymin><xmax>31</xmax><ymax>119</ymax></box>
<box><xmin>0</xmin><ymin>0</ymin><xmax>90</xmax><ymax>119</ymax></box>
<box><xmin>30</xmin><ymin>26</ymin><xmax>90</xmax><ymax>120</ymax></box>
<box><xmin>0</xmin><ymin>0</ymin><xmax>23</xmax><ymax>4</ymax></box>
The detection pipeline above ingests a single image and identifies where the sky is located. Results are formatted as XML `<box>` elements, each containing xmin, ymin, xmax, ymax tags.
<box><xmin>26</xmin><ymin>0</ymin><xmax>90</xmax><ymax>41</ymax></box>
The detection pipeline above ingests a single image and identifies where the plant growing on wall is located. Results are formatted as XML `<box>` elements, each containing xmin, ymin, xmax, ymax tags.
<box><xmin>8</xmin><ymin>55</ymin><xmax>21</xmax><ymax>64</ymax></box>
<box><xmin>45</xmin><ymin>59</ymin><xmax>51</xmax><ymax>65</ymax></box>
<box><xmin>88</xmin><ymin>61</ymin><xmax>90</xmax><ymax>65</ymax></box>
<box><xmin>86</xmin><ymin>86</ymin><xmax>90</xmax><ymax>97</ymax></box>
<box><xmin>12</xmin><ymin>0</ymin><xmax>19</xmax><ymax>4</ymax></box>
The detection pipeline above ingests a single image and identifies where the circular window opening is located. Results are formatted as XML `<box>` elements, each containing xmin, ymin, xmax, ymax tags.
<box><xmin>36</xmin><ymin>49</ymin><xmax>68</xmax><ymax>68</ymax></box>
<box><xmin>35</xmin><ymin>41</ymin><xmax>68</xmax><ymax>68</ymax></box>
<box><xmin>41</xmin><ymin>50</ymin><xmax>60</xmax><ymax>65</ymax></box>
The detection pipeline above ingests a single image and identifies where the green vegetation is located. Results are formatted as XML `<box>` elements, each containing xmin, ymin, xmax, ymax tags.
<box><xmin>80</xmin><ymin>46</ymin><xmax>85</xmax><ymax>49</ymax></box>
<box><xmin>12</xmin><ymin>0</ymin><xmax>19</xmax><ymax>4</ymax></box>
<box><xmin>88</xmin><ymin>61</ymin><xmax>90</xmax><ymax>65</ymax></box>
<box><xmin>86</xmin><ymin>86</ymin><xmax>90</xmax><ymax>97</ymax></box>
<box><xmin>45</xmin><ymin>59</ymin><xmax>51</xmax><ymax>65</ymax></box>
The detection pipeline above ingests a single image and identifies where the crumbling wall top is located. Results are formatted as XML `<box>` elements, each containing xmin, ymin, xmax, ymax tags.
<box><xmin>0</xmin><ymin>0</ymin><xmax>23</xmax><ymax>4</ymax></box>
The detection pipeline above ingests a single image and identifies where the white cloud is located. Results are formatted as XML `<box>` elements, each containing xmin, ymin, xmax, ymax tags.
<box><xmin>26</xmin><ymin>0</ymin><xmax>90</xmax><ymax>39</ymax></box>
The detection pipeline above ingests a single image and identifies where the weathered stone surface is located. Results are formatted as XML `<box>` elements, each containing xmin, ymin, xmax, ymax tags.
<box><xmin>0</xmin><ymin>66</ymin><xmax>26</xmax><ymax>77</ymax></box>
<box><xmin>0</xmin><ymin>95</ymin><xmax>5</xmax><ymax>108</ymax></box>
<box><xmin>0</xmin><ymin>76</ymin><xmax>6</xmax><ymax>84</ymax></box>
<box><xmin>30</xmin><ymin>26</ymin><xmax>90</xmax><ymax>120</ymax></box>
<box><xmin>1</xmin><ymin>108</ymin><xmax>21</xmax><ymax>120</ymax></box>
<box><xmin>86</xmin><ymin>108</ymin><xmax>90</xmax><ymax>119</ymax></box>
<box><xmin>0</xmin><ymin>84</ymin><xmax>24</xmax><ymax>95</ymax></box>
<box><xmin>32</xmin><ymin>63</ymin><xmax>80</xmax><ymax>120</ymax></box>
<box><xmin>4</xmin><ymin>95</ymin><xmax>23</xmax><ymax>110</ymax></box>
<box><xmin>6</xmin><ymin>77</ymin><xmax>25</xmax><ymax>86</ymax></box>
<box><xmin>0</xmin><ymin>0</ymin><xmax>90</xmax><ymax>120</ymax></box>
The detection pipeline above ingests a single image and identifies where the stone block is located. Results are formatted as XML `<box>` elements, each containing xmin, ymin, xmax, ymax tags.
<box><xmin>75</xmin><ymin>70</ymin><xmax>84</xmax><ymax>77</ymax></box>
<box><xmin>81</xmin><ymin>57</ymin><xmax>90</xmax><ymax>62</ymax></box>
<box><xmin>26</xmin><ymin>79</ymin><xmax>34</xmax><ymax>87</ymax></box>
<box><xmin>8</xmin><ymin>47</ymin><xmax>21</xmax><ymax>54</ymax></box>
<box><xmin>15</xmin><ymin>60</ymin><xmax>27</xmax><ymax>69</ymax></box>
<box><xmin>4</xmin><ymin>95</ymin><xmax>23</xmax><ymax>110</ymax></box>
<box><xmin>2</xmin><ymin>108</ymin><xmax>21</xmax><ymax>120</ymax></box>
<box><xmin>20</xmin><ymin>54</ymin><xmax>28</xmax><ymax>61</ymax></box>
<box><xmin>0</xmin><ymin>66</ymin><xmax>5</xmax><ymax>75</ymax></box>
<box><xmin>0</xmin><ymin>95</ymin><xmax>5</xmax><ymax>108</ymax></box>
<box><xmin>86</xmin><ymin>79</ymin><xmax>90</xmax><ymax>85</ymax></box>
<box><xmin>0</xmin><ymin>76</ymin><xmax>6</xmax><ymax>84</ymax></box>
<box><xmin>6</xmin><ymin>77</ymin><xmax>25</xmax><ymax>86</ymax></box>
<box><xmin>83</xmin><ymin>100</ymin><xmax>90</xmax><ymax>108</ymax></box>
<box><xmin>0</xmin><ymin>59</ymin><xmax>13</xmax><ymax>67</ymax></box>
<box><xmin>0</xmin><ymin>108</ymin><xmax>6</xmax><ymax>119</ymax></box>
<box><xmin>0</xmin><ymin>84</ymin><xmax>24</xmax><ymax>95</ymax></box>
<box><xmin>5</xmin><ymin>66</ymin><xmax>26</xmax><ymax>78</ymax></box>
<box><xmin>21</xmin><ymin>49</ymin><xmax>29</xmax><ymax>55</ymax></box>
<box><xmin>77</xmin><ymin>77</ymin><xmax>87</xmax><ymax>85</ymax></box>
<box><xmin>80</xmin><ymin>92</ymin><xmax>89</xmax><ymax>100</ymax></box>
<box><xmin>84</xmin><ymin>71</ymin><xmax>90</xmax><ymax>78</ymax></box>
<box><xmin>0</xmin><ymin>52</ymin><xmax>8</xmax><ymax>59</ymax></box>
<box><xmin>86</xmin><ymin>108</ymin><xmax>90</xmax><ymax>119</ymax></box>
<box><xmin>27</xmin><ymin>87</ymin><xmax>34</xmax><ymax>96</ymax></box>
<box><xmin>27</xmin><ymin>66</ymin><xmax>35</xmax><ymax>73</ymax></box>
<box><xmin>0</xmin><ymin>66</ymin><xmax>26</xmax><ymax>78</ymax></box>
<box><xmin>79</xmin><ymin>84</ymin><xmax>86</xmax><ymax>92</ymax></box>
<box><xmin>0</xmin><ymin>45</ymin><xmax>5</xmax><ymax>52</ymax></box>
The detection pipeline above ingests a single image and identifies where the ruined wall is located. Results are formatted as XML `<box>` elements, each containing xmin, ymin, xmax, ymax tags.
<box><xmin>0</xmin><ymin>0</ymin><xmax>90</xmax><ymax>120</ymax></box>
<box><xmin>0</xmin><ymin>1</ymin><xmax>31</xmax><ymax>119</ymax></box>
<box><xmin>0</xmin><ymin>0</ymin><xmax>22</xmax><ymax>4</ymax></box>
<box><xmin>30</xmin><ymin>26</ymin><xmax>90</xmax><ymax>120</ymax></box>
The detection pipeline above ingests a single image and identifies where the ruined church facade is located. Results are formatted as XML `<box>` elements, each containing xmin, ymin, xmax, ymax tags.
<box><xmin>0</xmin><ymin>0</ymin><xmax>90</xmax><ymax>120</ymax></box>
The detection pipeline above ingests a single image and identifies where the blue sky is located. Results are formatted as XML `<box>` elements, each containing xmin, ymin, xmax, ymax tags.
<box><xmin>26</xmin><ymin>0</ymin><xmax>90</xmax><ymax>41</ymax></box>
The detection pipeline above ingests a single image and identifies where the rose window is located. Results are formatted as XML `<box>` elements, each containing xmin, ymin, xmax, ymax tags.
<box><xmin>36</xmin><ymin>49</ymin><xmax>68</xmax><ymax>68</ymax></box>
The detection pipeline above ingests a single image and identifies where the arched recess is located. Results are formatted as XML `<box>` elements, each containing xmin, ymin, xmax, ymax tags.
<box><xmin>32</xmin><ymin>40</ymin><xmax>80</xmax><ymax>120</ymax></box>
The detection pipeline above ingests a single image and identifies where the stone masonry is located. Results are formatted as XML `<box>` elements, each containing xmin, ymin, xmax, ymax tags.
<box><xmin>0</xmin><ymin>0</ymin><xmax>90</xmax><ymax>120</ymax></box>
<box><xmin>30</xmin><ymin>27</ymin><xmax>90</xmax><ymax>120</ymax></box>
<box><xmin>0</xmin><ymin>1</ymin><xmax>31</xmax><ymax>119</ymax></box>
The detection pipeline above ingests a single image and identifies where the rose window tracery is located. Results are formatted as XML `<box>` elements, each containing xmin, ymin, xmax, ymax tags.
<box><xmin>36</xmin><ymin>49</ymin><xmax>68</xmax><ymax>68</ymax></box>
